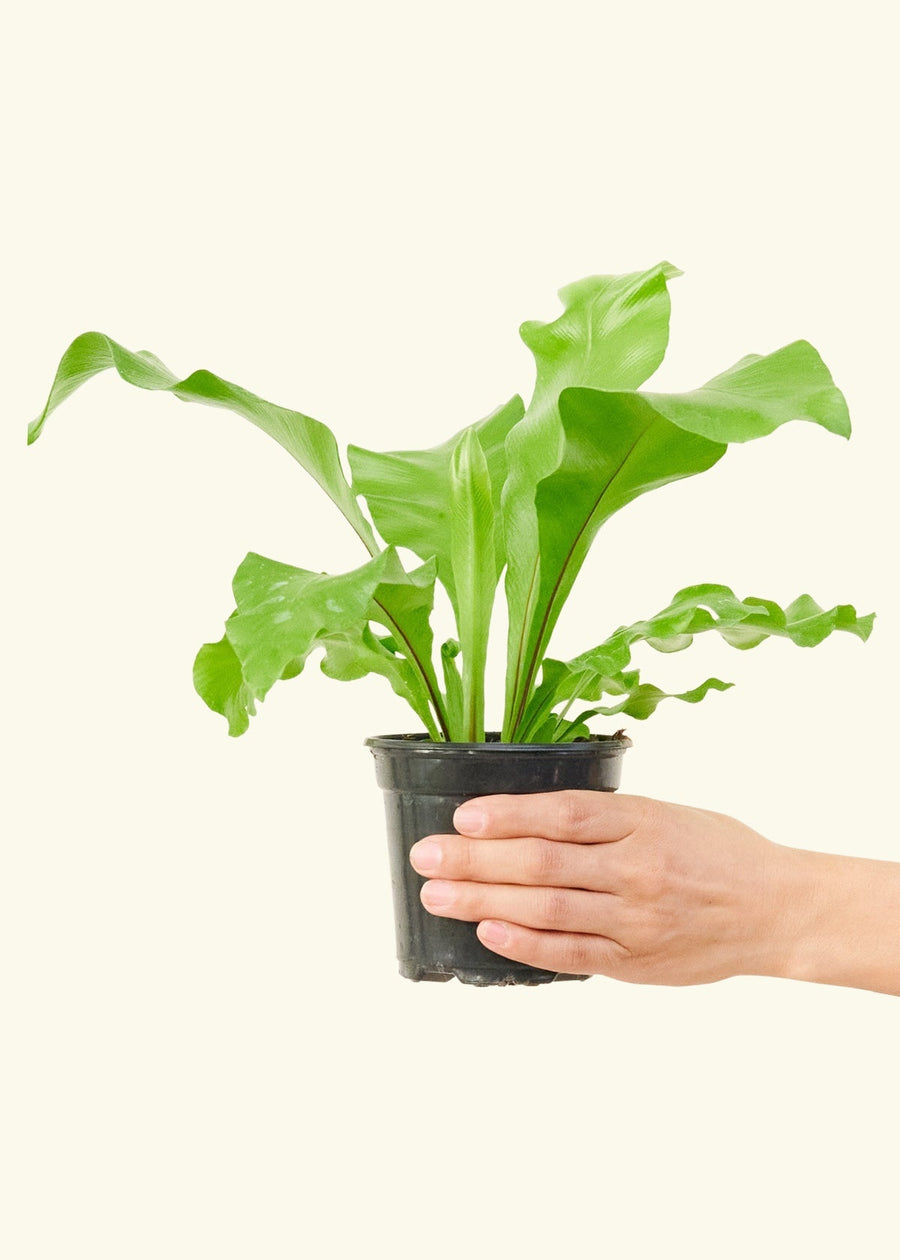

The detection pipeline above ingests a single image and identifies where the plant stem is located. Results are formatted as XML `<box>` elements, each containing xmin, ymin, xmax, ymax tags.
<box><xmin>372</xmin><ymin>594</ymin><xmax>450</xmax><ymax>740</ymax></box>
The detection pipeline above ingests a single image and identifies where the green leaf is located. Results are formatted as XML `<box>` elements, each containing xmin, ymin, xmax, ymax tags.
<box><xmin>29</xmin><ymin>273</ymin><xmax>870</xmax><ymax>745</ymax></box>
<box><xmin>607</xmin><ymin>584</ymin><xmax>875</xmax><ymax>656</ymax></box>
<box><xmin>504</xmin><ymin>392</ymin><xmax>725</xmax><ymax>736</ymax></box>
<box><xmin>440</xmin><ymin>639</ymin><xmax>465</xmax><ymax>738</ymax></box>
<box><xmin>591</xmin><ymin>674</ymin><xmax>734</xmax><ymax>722</ymax></box>
<box><xmin>27</xmin><ymin>331</ymin><xmax>379</xmax><ymax>552</ymax></box>
<box><xmin>194</xmin><ymin>548</ymin><xmax>449</xmax><ymax>737</ymax></box>
<box><xmin>369</xmin><ymin>555</ymin><xmax>437</xmax><ymax>664</ymax></box>
<box><xmin>520</xmin><ymin>262</ymin><xmax>682</xmax><ymax>416</ymax></box>
<box><xmin>503</xmin><ymin>337</ymin><xmax>854</xmax><ymax>739</ymax></box>
<box><xmin>643</xmin><ymin>341</ymin><xmax>851</xmax><ymax>443</ymax></box>
<box><xmin>348</xmin><ymin>394</ymin><xmax>522</xmax><ymax>611</ymax></box>
<box><xmin>28</xmin><ymin>333</ymin><xmax>453</xmax><ymax>735</ymax></box>
<box><xmin>194</xmin><ymin>549</ymin><xmax>400</xmax><ymax>733</ymax></box>
<box><xmin>193</xmin><ymin>631</ymin><xmax>255</xmax><ymax>738</ymax></box>
<box><xmin>529</xmin><ymin>710</ymin><xmax>595</xmax><ymax>743</ymax></box>
<box><xmin>515</xmin><ymin>657</ymin><xmax>617</xmax><ymax>743</ymax></box>
<box><xmin>319</xmin><ymin>624</ymin><xmax>438</xmax><ymax>738</ymax></box>
<box><xmin>518</xmin><ymin>583</ymin><xmax>873</xmax><ymax>740</ymax></box>
<box><xmin>223</xmin><ymin>551</ymin><xmax>396</xmax><ymax>695</ymax></box>
<box><xmin>501</xmin><ymin>263</ymin><xmax>683</xmax><ymax>736</ymax></box>
<box><xmin>368</xmin><ymin>555</ymin><xmax>446</xmax><ymax>738</ymax></box>
<box><xmin>449</xmin><ymin>428</ymin><xmax>496</xmax><ymax>741</ymax></box>
<box><xmin>528</xmin><ymin>673</ymin><xmax>733</xmax><ymax>736</ymax></box>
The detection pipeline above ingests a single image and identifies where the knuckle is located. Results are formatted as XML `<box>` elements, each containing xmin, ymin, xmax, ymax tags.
<box><xmin>454</xmin><ymin>835</ymin><xmax>475</xmax><ymax>877</ymax></box>
<box><xmin>555</xmin><ymin>791</ymin><xmax>595</xmax><ymax>838</ymax></box>
<box><xmin>614</xmin><ymin>949</ymin><xmax>654</xmax><ymax>984</ymax></box>
<box><xmin>626</xmin><ymin>794</ymin><xmax>664</xmax><ymax>840</ymax></box>
<box><xmin>621</xmin><ymin>856</ymin><xmax>667</xmax><ymax>903</ymax></box>
<box><xmin>436</xmin><ymin>835</ymin><xmax>474</xmax><ymax>879</ymax></box>
<box><xmin>613</xmin><ymin>855</ymin><xmax>640</xmax><ymax>894</ymax></box>
<box><xmin>524</xmin><ymin>838</ymin><xmax>565</xmax><ymax>883</ymax></box>
<box><xmin>559</xmin><ymin>936</ymin><xmax>593</xmax><ymax>974</ymax></box>
<box><xmin>540</xmin><ymin>886</ymin><xmax>572</xmax><ymax>929</ymax></box>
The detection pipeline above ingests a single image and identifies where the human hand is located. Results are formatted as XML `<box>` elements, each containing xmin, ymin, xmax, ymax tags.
<box><xmin>408</xmin><ymin>791</ymin><xmax>802</xmax><ymax>986</ymax></box>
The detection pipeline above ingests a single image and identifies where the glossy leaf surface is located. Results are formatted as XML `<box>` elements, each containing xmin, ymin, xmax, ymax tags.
<box><xmin>440</xmin><ymin>640</ymin><xmax>465</xmax><ymax>738</ymax></box>
<box><xmin>194</xmin><ymin>548</ymin><xmax>442</xmax><ymax>736</ymax></box>
<box><xmin>501</xmin><ymin>264</ymin><xmax>681</xmax><ymax>728</ymax></box>
<box><xmin>449</xmin><ymin>428</ymin><xmax>496</xmax><ymax>740</ymax></box>
<box><xmin>503</xmin><ymin>337</ymin><xmax>853</xmax><ymax>737</ymax></box>
<box><xmin>368</xmin><ymin>556</ymin><xmax>445</xmax><ymax>738</ymax></box>
<box><xmin>348</xmin><ymin>394</ymin><xmax>522</xmax><ymax>611</ymax></box>
<box><xmin>519</xmin><ymin>584</ymin><xmax>874</xmax><ymax>738</ymax></box>
<box><xmin>27</xmin><ymin>271</ymin><xmax>870</xmax><ymax>741</ymax></box>
<box><xmin>28</xmin><ymin>331</ymin><xmax>378</xmax><ymax>551</ymax></box>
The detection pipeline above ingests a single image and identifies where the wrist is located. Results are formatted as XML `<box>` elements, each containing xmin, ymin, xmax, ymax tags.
<box><xmin>767</xmin><ymin>846</ymin><xmax>900</xmax><ymax>996</ymax></box>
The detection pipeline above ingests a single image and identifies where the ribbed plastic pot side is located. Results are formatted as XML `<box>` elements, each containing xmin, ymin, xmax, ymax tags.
<box><xmin>366</xmin><ymin>733</ymin><xmax>632</xmax><ymax>987</ymax></box>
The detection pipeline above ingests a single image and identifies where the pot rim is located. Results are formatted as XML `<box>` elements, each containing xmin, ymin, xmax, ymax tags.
<box><xmin>366</xmin><ymin>731</ymin><xmax>633</xmax><ymax>754</ymax></box>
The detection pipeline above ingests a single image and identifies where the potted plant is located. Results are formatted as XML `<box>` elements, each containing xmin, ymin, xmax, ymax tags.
<box><xmin>27</xmin><ymin>262</ymin><xmax>872</xmax><ymax>985</ymax></box>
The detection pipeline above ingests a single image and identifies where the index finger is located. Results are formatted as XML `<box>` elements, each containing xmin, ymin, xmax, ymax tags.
<box><xmin>452</xmin><ymin>790</ymin><xmax>655</xmax><ymax>843</ymax></box>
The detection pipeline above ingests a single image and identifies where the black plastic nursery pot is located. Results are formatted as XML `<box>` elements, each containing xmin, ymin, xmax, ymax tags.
<box><xmin>366</xmin><ymin>733</ymin><xmax>632</xmax><ymax>987</ymax></box>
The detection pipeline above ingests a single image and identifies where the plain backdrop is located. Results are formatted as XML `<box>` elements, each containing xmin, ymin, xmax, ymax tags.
<box><xmin>3</xmin><ymin>2</ymin><xmax>898</xmax><ymax>1257</ymax></box>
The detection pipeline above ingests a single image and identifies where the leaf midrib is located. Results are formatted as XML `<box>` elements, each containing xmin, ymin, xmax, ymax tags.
<box><xmin>508</xmin><ymin>420</ymin><xmax>652</xmax><ymax>737</ymax></box>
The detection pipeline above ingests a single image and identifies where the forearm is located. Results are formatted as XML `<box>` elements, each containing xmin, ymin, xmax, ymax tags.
<box><xmin>774</xmin><ymin>847</ymin><xmax>900</xmax><ymax>996</ymax></box>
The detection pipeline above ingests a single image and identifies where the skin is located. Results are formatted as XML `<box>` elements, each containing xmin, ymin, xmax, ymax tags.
<box><xmin>409</xmin><ymin>792</ymin><xmax>900</xmax><ymax>995</ymax></box>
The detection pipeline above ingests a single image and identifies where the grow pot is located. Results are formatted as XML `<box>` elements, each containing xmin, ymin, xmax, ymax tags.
<box><xmin>366</xmin><ymin>733</ymin><xmax>632</xmax><ymax>986</ymax></box>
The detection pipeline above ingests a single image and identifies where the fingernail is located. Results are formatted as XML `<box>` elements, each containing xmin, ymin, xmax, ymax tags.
<box><xmin>409</xmin><ymin>840</ymin><xmax>442</xmax><ymax>874</ymax></box>
<box><xmin>454</xmin><ymin>801</ymin><xmax>486</xmax><ymax>834</ymax></box>
<box><xmin>478</xmin><ymin>920</ymin><xmax>508</xmax><ymax>947</ymax></box>
<box><xmin>421</xmin><ymin>880</ymin><xmax>454</xmax><ymax>910</ymax></box>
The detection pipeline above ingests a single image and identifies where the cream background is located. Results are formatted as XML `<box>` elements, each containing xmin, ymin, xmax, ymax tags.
<box><xmin>4</xmin><ymin>2</ymin><xmax>898</xmax><ymax>1256</ymax></box>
